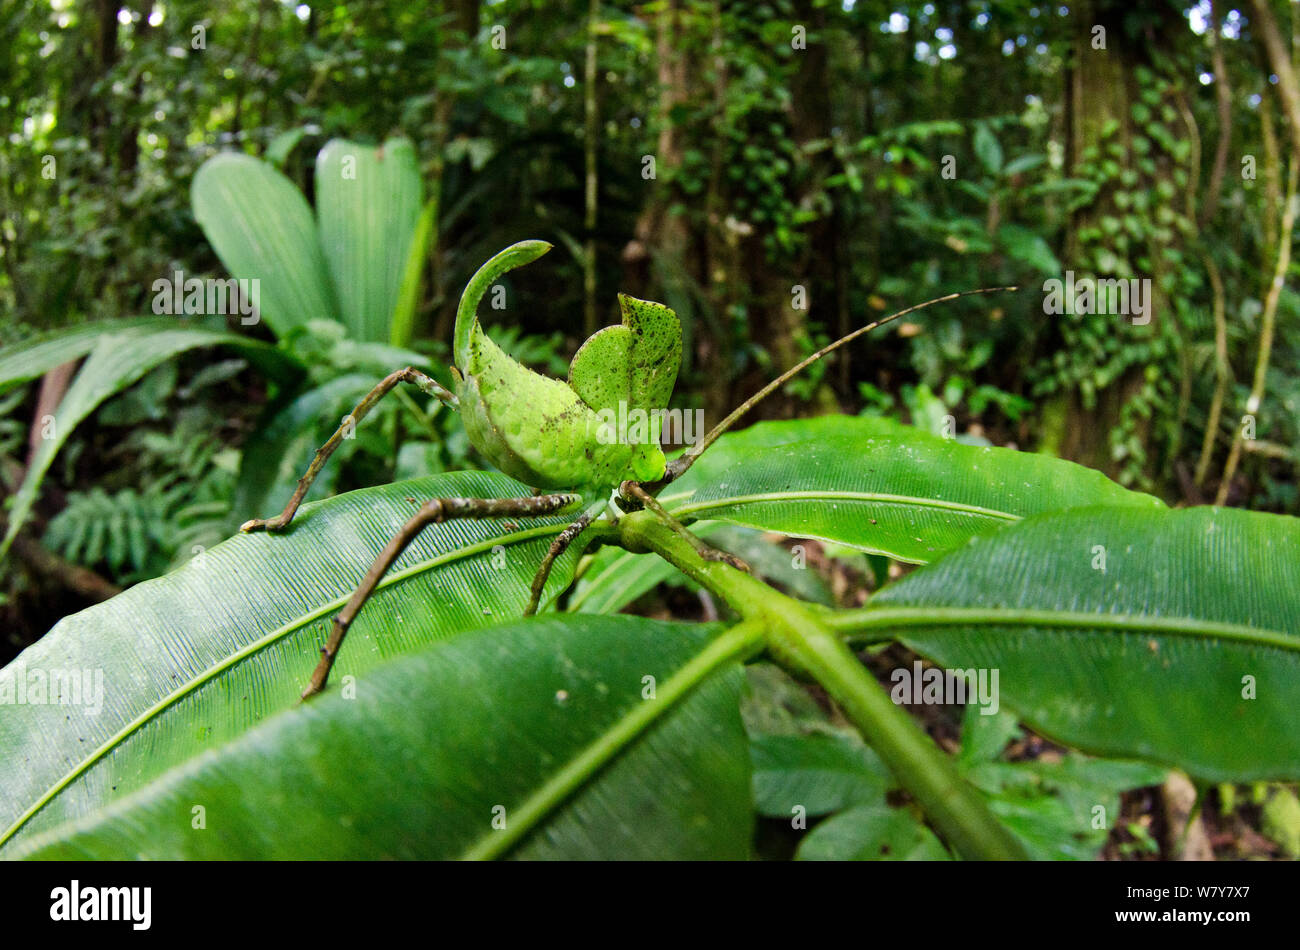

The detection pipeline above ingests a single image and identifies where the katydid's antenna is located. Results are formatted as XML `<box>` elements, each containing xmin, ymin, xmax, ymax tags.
<box><xmin>656</xmin><ymin>285</ymin><xmax>1020</xmax><ymax>487</ymax></box>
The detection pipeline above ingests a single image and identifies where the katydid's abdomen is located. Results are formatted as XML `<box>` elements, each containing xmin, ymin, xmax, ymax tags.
<box><xmin>456</xmin><ymin>335</ymin><xmax>638</xmax><ymax>491</ymax></box>
<box><xmin>453</xmin><ymin>241</ymin><xmax>673</xmax><ymax>493</ymax></box>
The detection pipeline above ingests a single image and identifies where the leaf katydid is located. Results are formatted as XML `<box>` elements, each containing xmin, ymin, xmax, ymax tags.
<box><xmin>240</xmin><ymin>240</ymin><xmax>1016</xmax><ymax>698</ymax></box>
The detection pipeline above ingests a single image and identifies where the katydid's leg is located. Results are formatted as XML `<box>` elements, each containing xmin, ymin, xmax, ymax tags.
<box><xmin>241</xmin><ymin>367</ymin><xmax>458</xmax><ymax>533</ymax></box>
<box><xmin>524</xmin><ymin>500</ymin><xmax>607</xmax><ymax>616</ymax></box>
<box><xmin>618</xmin><ymin>481</ymin><xmax>750</xmax><ymax>573</ymax></box>
<box><xmin>302</xmin><ymin>492</ymin><xmax>579</xmax><ymax>699</ymax></box>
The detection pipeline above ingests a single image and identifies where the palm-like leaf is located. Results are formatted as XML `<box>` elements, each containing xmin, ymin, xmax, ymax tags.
<box><xmin>843</xmin><ymin>504</ymin><xmax>1300</xmax><ymax>781</ymax></box>
<box><xmin>316</xmin><ymin>138</ymin><xmax>425</xmax><ymax>344</ymax></box>
<box><xmin>8</xmin><ymin>616</ymin><xmax>751</xmax><ymax>860</ymax></box>
<box><xmin>0</xmin><ymin>327</ymin><xmax>290</xmax><ymax>559</ymax></box>
<box><xmin>659</xmin><ymin>416</ymin><xmax>1161</xmax><ymax>563</ymax></box>
<box><xmin>0</xmin><ymin>471</ymin><xmax>590</xmax><ymax>854</ymax></box>
<box><xmin>191</xmin><ymin>153</ymin><xmax>339</xmax><ymax>340</ymax></box>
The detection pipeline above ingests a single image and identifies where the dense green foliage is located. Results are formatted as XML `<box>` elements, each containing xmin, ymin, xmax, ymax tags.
<box><xmin>2</xmin><ymin>1</ymin><xmax>1299</xmax><ymax>860</ymax></box>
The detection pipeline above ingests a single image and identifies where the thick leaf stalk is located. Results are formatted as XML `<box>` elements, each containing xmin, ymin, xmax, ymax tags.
<box><xmin>616</xmin><ymin>509</ymin><xmax>1027</xmax><ymax>860</ymax></box>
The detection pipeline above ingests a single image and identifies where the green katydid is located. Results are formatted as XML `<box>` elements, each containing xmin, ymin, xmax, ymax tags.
<box><xmin>240</xmin><ymin>239</ymin><xmax>1014</xmax><ymax>698</ymax></box>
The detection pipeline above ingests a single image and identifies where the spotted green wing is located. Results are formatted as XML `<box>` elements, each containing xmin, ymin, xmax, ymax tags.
<box><xmin>566</xmin><ymin>324</ymin><xmax>635</xmax><ymax>416</ymax></box>
<box><xmin>618</xmin><ymin>294</ymin><xmax>681</xmax><ymax>414</ymax></box>
<box><xmin>567</xmin><ymin>294</ymin><xmax>681</xmax><ymax>482</ymax></box>
<box><xmin>567</xmin><ymin>295</ymin><xmax>681</xmax><ymax>416</ymax></box>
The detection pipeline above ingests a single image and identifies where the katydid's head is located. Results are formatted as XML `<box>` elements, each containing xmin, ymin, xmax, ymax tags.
<box><xmin>451</xmin><ymin>242</ymin><xmax>682</xmax><ymax>492</ymax></box>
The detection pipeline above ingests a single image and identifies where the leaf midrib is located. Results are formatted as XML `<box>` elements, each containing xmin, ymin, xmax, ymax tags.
<box><xmin>829</xmin><ymin>606</ymin><xmax>1300</xmax><ymax>652</ymax></box>
<box><xmin>0</xmin><ymin>520</ymin><xmax>569</xmax><ymax>849</ymax></box>
<box><xmin>460</xmin><ymin>619</ymin><xmax>762</xmax><ymax>860</ymax></box>
<box><xmin>663</xmin><ymin>489</ymin><xmax>1021</xmax><ymax>525</ymax></box>
<box><xmin>571</xmin><ymin>491</ymin><xmax>1024</xmax><ymax>610</ymax></box>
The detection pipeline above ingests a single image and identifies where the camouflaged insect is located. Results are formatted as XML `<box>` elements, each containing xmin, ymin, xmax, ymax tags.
<box><xmin>240</xmin><ymin>238</ymin><xmax>1012</xmax><ymax>700</ymax></box>
<box><xmin>451</xmin><ymin>240</ymin><xmax>681</xmax><ymax>494</ymax></box>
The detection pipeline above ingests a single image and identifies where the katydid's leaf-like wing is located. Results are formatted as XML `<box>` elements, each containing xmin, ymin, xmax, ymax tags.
<box><xmin>855</xmin><ymin>505</ymin><xmax>1300</xmax><ymax>782</ymax></box>
<box><xmin>564</xmin><ymin>294</ymin><xmax>680</xmax><ymax>481</ymax></box>
<box><xmin>450</xmin><ymin>242</ymin><xmax>680</xmax><ymax>488</ymax></box>
<box><xmin>620</xmin><ymin>294</ymin><xmax>682</xmax><ymax>413</ymax></box>
<box><xmin>7</xmin><ymin>616</ymin><xmax>752</xmax><ymax>860</ymax></box>
<box><xmin>460</xmin><ymin>326</ymin><xmax>612</xmax><ymax>489</ymax></box>
<box><xmin>567</xmin><ymin>294</ymin><xmax>681</xmax><ymax>419</ymax></box>
<box><xmin>451</xmin><ymin>242</ymin><xmax>622</xmax><ymax>489</ymax></box>
<box><xmin>0</xmin><ymin>472</ymin><xmax>592</xmax><ymax>854</ymax></box>
<box><xmin>567</xmin><ymin>324</ymin><xmax>635</xmax><ymax>412</ymax></box>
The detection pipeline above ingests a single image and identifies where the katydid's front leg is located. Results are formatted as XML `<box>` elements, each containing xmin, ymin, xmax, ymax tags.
<box><xmin>241</xmin><ymin>367</ymin><xmax>458</xmax><ymax>534</ymax></box>
<box><xmin>303</xmin><ymin>492</ymin><xmax>581</xmax><ymax>699</ymax></box>
<box><xmin>618</xmin><ymin>481</ymin><xmax>750</xmax><ymax>573</ymax></box>
<box><xmin>523</xmin><ymin>498</ymin><xmax>609</xmax><ymax>616</ymax></box>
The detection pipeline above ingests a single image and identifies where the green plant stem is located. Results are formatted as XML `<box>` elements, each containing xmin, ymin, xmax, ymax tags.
<box><xmin>1215</xmin><ymin>155</ymin><xmax>1297</xmax><ymax>505</ymax></box>
<box><xmin>1193</xmin><ymin>250</ymin><xmax>1228</xmax><ymax>488</ymax></box>
<box><xmin>617</xmin><ymin>510</ymin><xmax>1027</xmax><ymax>860</ymax></box>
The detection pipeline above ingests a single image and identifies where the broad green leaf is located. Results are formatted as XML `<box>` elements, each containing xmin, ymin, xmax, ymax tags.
<box><xmin>973</xmin><ymin>123</ymin><xmax>1003</xmax><ymax>174</ymax></box>
<box><xmin>567</xmin><ymin>522</ymin><xmax>833</xmax><ymax>615</ymax></box>
<box><xmin>741</xmin><ymin>662</ymin><xmax>858</xmax><ymax>740</ymax></box>
<box><xmin>0</xmin><ymin>327</ymin><xmax>289</xmax><ymax>560</ymax></box>
<box><xmin>264</xmin><ymin>126</ymin><xmax>308</xmax><ymax>168</ymax></box>
<box><xmin>661</xmin><ymin>415</ymin><xmax>1162</xmax><ymax>564</ymax></box>
<box><xmin>9</xmin><ymin>616</ymin><xmax>752</xmax><ymax>860</ymax></box>
<box><xmin>568</xmin><ymin>542</ymin><xmax>691</xmax><ymax>614</ymax></box>
<box><xmin>0</xmin><ymin>471</ymin><xmax>591</xmax><ymax>854</ymax></box>
<box><xmin>0</xmin><ymin>318</ymin><xmax>206</xmax><ymax>395</ymax></box>
<box><xmin>192</xmin><ymin>152</ymin><xmax>339</xmax><ymax>339</ymax></box>
<box><xmin>797</xmin><ymin>804</ymin><xmax>951</xmax><ymax>860</ymax></box>
<box><xmin>316</xmin><ymin>138</ymin><xmax>423</xmax><ymax>343</ymax></box>
<box><xmin>1261</xmin><ymin>787</ymin><xmax>1300</xmax><ymax>858</ymax></box>
<box><xmin>855</xmin><ymin>505</ymin><xmax>1300</xmax><ymax>782</ymax></box>
<box><xmin>972</xmin><ymin>756</ymin><xmax>1168</xmax><ymax>861</ymax></box>
<box><xmin>998</xmin><ymin>223</ymin><xmax>1060</xmax><ymax>274</ymax></box>
<box><xmin>958</xmin><ymin>707</ymin><xmax>1167</xmax><ymax>860</ymax></box>
<box><xmin>956</xmin><ymin>703</ymin><xmax>1023</xmax><ymax>770</ymax></box>
<box><xmin>390</xmin><ymin>196</ymin><xmax>438</xmax><ymax>347</ymax></box>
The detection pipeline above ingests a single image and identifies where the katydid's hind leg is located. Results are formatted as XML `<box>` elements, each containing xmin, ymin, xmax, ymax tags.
<box><xmin>241</xmin><ymin>367</ymin><xmax>458</xmax><ymax>534</ymax></box>
<box><xmin>302</xmin><ymin>492</ymin><xmax>579</xmax><ymax>699</ymax></box>
<box><xmin>618</xmin><ymin>480</ymin><xmax>751</xmax><ymax>574</ymax></box>
<box><xmin>524</xmin><ymin>509</ymin><xmax>599</xmax><ymax>616</ymax></box>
